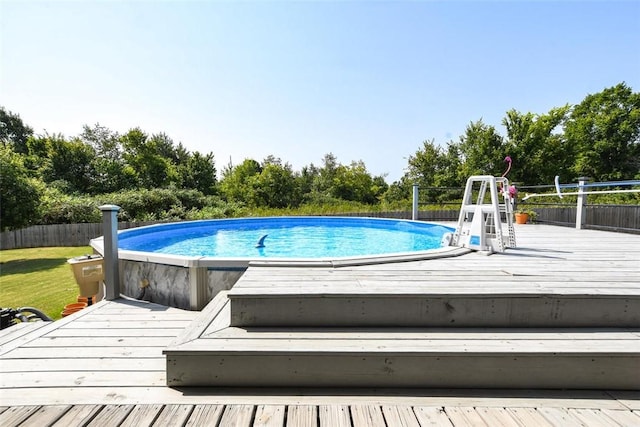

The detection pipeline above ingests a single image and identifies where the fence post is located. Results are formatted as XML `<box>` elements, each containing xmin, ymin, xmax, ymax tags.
<box><xmin>576</xmin><ymin>177</ymin><xmax>589</xmax><ymax>230</ymax></box>
<box><xmin>100</xmin><ymin>204</ymin><xmax>121</xmax><ymax>300</ymax></box>
<box><xmin>412</xmin><ymin>184</ymin><xmax>419</xmax><ymax>220</ymax></box>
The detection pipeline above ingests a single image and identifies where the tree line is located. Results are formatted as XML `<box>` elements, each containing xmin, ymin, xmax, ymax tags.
<box><xmin>396</xmin><ymin>83</ymin><xmax>640</xmax><ymax>201</ymax></box>
<box><xmin>1</xmin><ymin>82</ymin><xmax>638</xmax><ymax>231</ymax></box>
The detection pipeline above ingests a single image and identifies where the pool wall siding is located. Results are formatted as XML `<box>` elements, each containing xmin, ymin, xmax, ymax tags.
<box><xmin>207</xmin><ymin>269</ymin><xmax>245</xmax><ymax>309</ymax></box>
<box><xmin>120</xmin><ymin>260</ymin><xmax>245</xmax><ymax>310</ymax></box>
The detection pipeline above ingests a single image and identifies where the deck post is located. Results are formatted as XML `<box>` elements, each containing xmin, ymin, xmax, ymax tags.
<box><xmin>576</xmin><ymin>178</ymin><xmax>589</xmax><ymax>230</ymax></box>
<box><xmin>412</xmin><ymin>184</ymin><xmax>419</xmax><ymax>220</ymax></box>
<box><xmin>100</xmin><ymin>204</ymin><xmax>121</xmax><ymax>300</ymax></box>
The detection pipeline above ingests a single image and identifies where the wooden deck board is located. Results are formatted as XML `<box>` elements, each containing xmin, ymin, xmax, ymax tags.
<box><xmin>219</xmin><ymin>404</ymin><xmax>254</xmax><ymax>426</ymax></box>
<box><xmin>445</xmin><ymin>406</ymin><xmax>489</xmax><ymax>426</ymax></box>
<box><xmin>413</xmin><ymin>406</ymin><xmax>454</xmax><ymax>427</ymax></box>
<box><xmin>152</xmin><ymin>404</ymin><xmax>194</xmax><ymax>426</ymax></box>
<box><xmin>5</xmin><ymin>403</ymin><xmax>640</xmax><ymax>427</ymax></box>
<box><xmin>505</xmin><ymin>408</ymin><xmax>554</xmax><ymax>427</ymax></box>
<box><xmin>57</xmin><ymin>320</ymin><xmax>194</xmax><ymax>329</ymax></box>
<box><xmin>0</xmin><ymin>322</ymin><xmax>50</xmax><ymax>348</ymax></box>
<box><xmin>1</xmin><ymin>370</ymin><xmax>167</xmax><ymax>388</ymax></box>
<box><xmin>4</xmin><ymin>346</ymin><xmax>167</xmax><ymax>358</ymax></box>
<box><xmin>184</xmin><ymin>404</ymin><xmax>224</xmax><ymax>426</ymax></box>
<box><xmin>381</xmin><ymin>405</ymin><xmax>421</xmax><ymax>427</ymax></box>
<box><xmin>49</xmin><ymin>404</ymin><xmax>103</xmax><ymax>427</ymax></box>
<box><xmin>118</xmin><ymin>403</ymin><xmax>164</xmax><ymax>427</ymax></box>
<box><xmin>286</xmin><ymin>404</ymin><xmax>317</xmax><ymax>427</ymax></box>
<box><xmin>0</xmin><ymin>405</ymin><xmax>40</xmax><ymax>426</ymax></box>
<box><xmin>17</xmin><ymin>404</ymin><xmax>71</xmax><ymax>426</ymax></box>
<box><xmin>600</xmin><ymin>408</ymin><xmax>640</xmax><ymax>425</ymax></box>
<box><xmin>351</xmin><ymin>405</ymin><xmax>386</xmax><ymax>427</ymax></box>
<box><xmin>254</xmin><ymin>404</ymin><xmax>285</xmax><ymax>427</ymax></box>
<box><xmin>0</xmin><ymin>357</ymin><xmax>166</xmax><ymax>372</ymax></box>
<box><xmin>475</xmin><ymin>407</ymin><xmax>521</xmax><ymax>427</ymax></box>
<box><xmin>567</xmin><ymin>408</ymin><xmax>623</xmax><ymax>427</ymax></box>
<box><xmin>85</xmin><ymin>404</ymin><xmax>134</xmax><ymax>426</ymax></box>
<box><xmin>319</xmin><ymin>404</ymin><xmax>350</xmax><ymax>427</ymax></box>
<box><xmin>536</xmin><ymin>407</ymin><xmax>584</xmax><ymax>427</ymax></box>
<box><xmin>175</xmin><ymin>335</ymin><xmax>640</xmax><ymax>353</ymax></box>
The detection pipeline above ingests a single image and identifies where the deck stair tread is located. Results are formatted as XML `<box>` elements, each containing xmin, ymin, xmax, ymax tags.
<box><xmin>167</xmin><ymin>295</ymin><xmax>640</xmax><ymax>355</ymax></box>
<box><xmin>172</xmin><ymin>329</ymin><xmax>640</xmax><ymax>354</ymax></box>
<box><xmin>229</xmin><ymin>264</ymin><xmax>640</xmax><ymax>293</ymax></box>
<box><xmin>226</xmin><ymin>267</ymin><xmax>640</xmax><ymax>327</ymax></box>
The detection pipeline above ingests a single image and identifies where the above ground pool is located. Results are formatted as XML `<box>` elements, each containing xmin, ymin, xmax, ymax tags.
<box><xmin>117</xmin><ymin>216</ymin><xmax>453</xmax><ymax>260</ymax></box>
<box><xmin>91</xmin><ymin>217</ymin><xmax>461</xmax><ymax>311</ymax></box>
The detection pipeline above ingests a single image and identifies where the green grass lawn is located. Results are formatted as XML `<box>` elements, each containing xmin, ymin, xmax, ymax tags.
<box><xmin>0</xmin><ymin>246</ymin><xmax>93</xmax><ymax>320</ymax></box>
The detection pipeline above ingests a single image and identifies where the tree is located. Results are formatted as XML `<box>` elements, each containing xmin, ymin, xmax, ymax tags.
<box><xmin>0</xmin><ymin>146</ymin><xmax>42</xmax><ymax>230</ymax></box>
<box><xmin>407</xmin><ymin>139</ymin><xmax>444</xmax><ymax>187</ymax></box>
<box><xmin>23</xmin><ymin>135</ymin><xmax>50</xmax><ymax>176</ymax></box>
<box><xmin>42</xmin><ymin>134</ymin><xmax>97</xmax><ymax>193</ymax></box>
<box><xmin>313</xmin><ymin>153</ymin><xmax>340</xmax><ymax>196</ymax></box>
<box><xmin>80</xmin><ymin>124</ymin><xmax>136</xmax><ymax>193</ymax></box>
<box><xmin>565</xmin><ymin>83</ymin><xmax>640</xmax><ymax>181</ymax></box>
<box><xmin>174</xmin><ymin>142</ymin><xmax>191</xmax><ymax>165</ymax></box>
<box><xmin>330</xmin><ymin>161</ymin><xmax>384</xmax><ymax>204</ymax></box>
<box><xmin>405</xmin><ymin>139</ymin><xmax>462</xmax><ymax>201</ymax></box>
<box><xmin>180</xmin><ymin>151</ymin><xmax>217</xmax><ymax>195</ymax></box>
<box><xmin>81</xmin><ymin>123</ymin><xmax>120</xmax><ymax>159</ymax></box>
<box><xmin>219</xmin><ymin>158</ymin><xmax>262</xmax><ymax>204</ymax></box>
<box><xmin>299</xmin><ymin>163</ymin><xmax>320</xmax><ymax>199</ymax></box>
<box><xmin>502</xmin><ymin>106</ymin><xmax>570</xmax><ymax>185</ymax></box>
<box><xmin>381</xmin><ymin>176</ymin><xmax>412</xmax><ymax>205</ymax></box>
<box><xmin>457</xmin><ymin>120</ymin><xmax>506</xmax><ymax>180</ymax></box>
<box><xmin>0</xmin><ymin>107</ymin><xmax>33</xmax><ymax>154</ymax></box>
<box><xmin>150</xmin><ymin>133</ymin><xmax>181</xmax><ymax>165</ymax></box>
<box><xmin>252</xmin><ymin>159</ymin><xmax>300</xmax><ymax>208</ymax></box>
<box><xmin>121</xmin><ymin>128</ymin><xmax>178</xmax><ymax>188</ymax></box>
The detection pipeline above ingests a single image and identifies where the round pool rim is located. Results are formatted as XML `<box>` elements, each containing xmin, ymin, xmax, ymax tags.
<box><xmin>90</xmin><ymin>216</ymin><xmax>467</xmax><ymax>268</ymax></box>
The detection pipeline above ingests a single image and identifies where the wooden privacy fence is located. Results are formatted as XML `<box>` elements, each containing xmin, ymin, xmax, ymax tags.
<box><xmin>1</xmin><ymin>207</ymin><xmax>637</xmax><ymax>250</ymax></box>
<box><xmin>328</xmin><ymin>210</ymin><xmax>460</xmax><ymax>221</ymax></box>
<box><xmin>0</xmin><ymin>221</ymin><xmax>160</xmax><ymax>250</ymax></box>
<box><xmin>535</xmin><ymin>205</ymin><xmax>640</xmax><ymax>233</ymax></box>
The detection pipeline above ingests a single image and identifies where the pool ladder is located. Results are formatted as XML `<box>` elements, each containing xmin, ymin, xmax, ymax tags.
<box><xmin>450</xmin><ymin>175</ymin><xmax>516</xmax><ymax>253</ymax></box>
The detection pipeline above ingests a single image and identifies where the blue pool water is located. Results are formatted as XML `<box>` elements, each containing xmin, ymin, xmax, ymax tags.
<box><xmin>118</xmin><ymin>217</ymin><xmax>453</xmax><ymax>259</ymax></box>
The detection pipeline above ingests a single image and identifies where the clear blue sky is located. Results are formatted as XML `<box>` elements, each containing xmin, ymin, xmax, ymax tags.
<box><xmin>2</xmin><ymin>1</ymin><xmax>639</xmax><ymax>182</ymax></box>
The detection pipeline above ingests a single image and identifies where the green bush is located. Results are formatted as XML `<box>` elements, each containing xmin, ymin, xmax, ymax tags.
<box><xmin>0</xmin><ymin>146</ymin><xmax>43</xmax><ymax>230</ymax></box>
<box><xmin>39</xmin><ymin>188</ymin><xmax>101</xmax><ymax>224</ymax></box>
<box><xmin>174</xmin><ymin>189</ymin><xmax>207</xmax><ymax>210</ymax></box>
<box><xmin>101</xmin><ymin>188</ymin><xmax>181</xmax><ymax>221</ymax></box>
<box><xmin>186</xmin><ymin>197</ymin><xmax>246</xmax><ymax>219</ymax></box>
<box><xmin>30</xmin><ymin>187</ymin><xmax>251</xmax><ymax>225</ymax></box>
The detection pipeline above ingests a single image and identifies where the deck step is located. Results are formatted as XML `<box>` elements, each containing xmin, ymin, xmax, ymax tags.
<box><xmin>164</xmin><ymin>293</ymin><xmax>640</xmax><ymax>389</ymax></box>
<box><xmin>227</xmin><ymin>267</ymin><xmax>640</xmax><ymax>328</ymax></box>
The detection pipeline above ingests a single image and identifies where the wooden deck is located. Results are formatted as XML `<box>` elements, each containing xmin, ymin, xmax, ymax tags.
<box><xmin>1</xmin><ymin>224</ymin><xmax>639</xmax><ymax>425</ymax></box>
<box><xmin>1</xmin><ymin>400</ymin><xmax>640</xmax><ymax>426</ymax></box>
<box><xmin>167</xmin><ymin>223</ymin><xmax>640</xmax><ymax>389</ymax></box>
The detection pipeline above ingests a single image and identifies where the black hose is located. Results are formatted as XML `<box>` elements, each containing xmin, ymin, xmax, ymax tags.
<box><xmin>17</xmin><ymin>307</ymin><xmax>53</xmax><ymax>322</ymax></box>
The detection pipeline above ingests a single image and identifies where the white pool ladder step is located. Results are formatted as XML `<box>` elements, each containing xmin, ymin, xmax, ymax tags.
<box><xmin>450</xmin><ymin>175</ymin><xmax>516</xmax><ymax>253</ymax></box>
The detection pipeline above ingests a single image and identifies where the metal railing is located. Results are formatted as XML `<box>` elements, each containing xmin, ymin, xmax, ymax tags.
<box><xmin>412</xmin><ymin>178</ymin><xmax>640</xmax><ymax>232</ymax></box>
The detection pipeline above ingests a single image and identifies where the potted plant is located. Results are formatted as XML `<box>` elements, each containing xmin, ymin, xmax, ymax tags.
<box><xmin>515</xmin><ymin>208</ymin><xmax>537</xmax><ymax>224</ymax></box>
